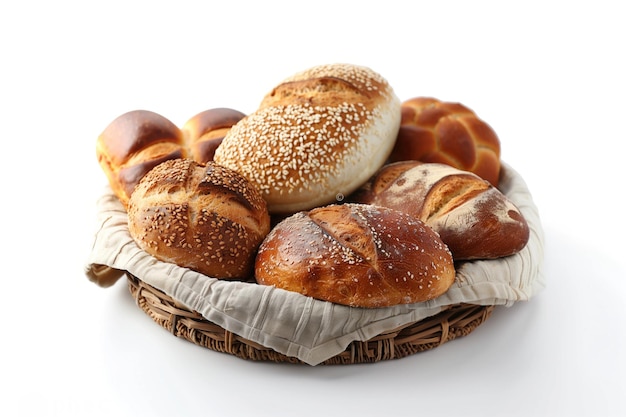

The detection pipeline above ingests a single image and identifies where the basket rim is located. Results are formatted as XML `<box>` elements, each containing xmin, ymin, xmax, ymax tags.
<box><xmin>127</xmin><ymin>273</ymin><xmax>495</xmax><ymax>365</ymax></box>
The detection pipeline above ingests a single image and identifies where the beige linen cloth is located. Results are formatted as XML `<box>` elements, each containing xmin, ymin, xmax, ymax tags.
<box><xmin>85</xmin><ymin>163</ymin><xmax>545</xmax><ymax>366</ymax></box>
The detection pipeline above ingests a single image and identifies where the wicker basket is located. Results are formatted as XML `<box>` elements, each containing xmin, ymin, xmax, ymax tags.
<box><xmin>127</xmin><ymin>273</ymin><xmax>495</xmax><ymax>365</ymax></box>
<box><xmin>84</xmin><ymin>163</ymin><xmax>541</xmax><ymax>365</ymax></box>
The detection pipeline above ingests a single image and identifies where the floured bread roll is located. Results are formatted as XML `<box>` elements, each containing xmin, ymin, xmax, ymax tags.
<box><xmin>128</xmin><ymin>159</ymin><xmax>271</xmax><ymax>280</ymax></box>
<box><xmin>352</xmin><ymin>161</ymin><xmax>529</xmax><ymax>260</ymax></box>
<box><xmin>214</xmin><ymin>63</ymin><xmax>402</xmax><ymax>215</ymax></box>
<box><xmin>255</xmin><ymin>203</ymin><xmax>455</xmax><ymax>308</ymax></box>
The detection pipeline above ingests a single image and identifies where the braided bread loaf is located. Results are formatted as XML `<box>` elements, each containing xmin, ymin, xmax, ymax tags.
<box><xmin>390</xmin><ymin>97</ymin><xmax>501</xmax><ymax>186</ymax></box>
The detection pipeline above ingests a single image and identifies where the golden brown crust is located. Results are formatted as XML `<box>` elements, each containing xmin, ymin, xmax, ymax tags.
<box><xmin>214</xmin><ymin>63</ymin><xmax>401</xmax><ymax>215</ymax></box>
<box><xmin>127</xmin><ymin>159</ymin><xmax>271</xmax><ymax>280</ymax></box>
<box><xmin>255</xmin><ymin>203</ymin><xmax>455</xmax><ymax>308</ymax></box>
<box><xmin>96</xmin><ymin>110</ymin><xmax>184</xmax><ymax>207</ymax></box>
<box><xmin>182</xmin><ymin>108</ymin><xmax>246</xmax><ymax>164</ymax></box>
<box><xmin>97</xmin><ymin>108</ymin><xmax>245</xmax><ymax>207</ymax></box>
<box><xmin>352</xmin><ymin>162</ymin><xmax>529</xmax><ymax>260</ymax></box>
<box><xmin>390</xmin><ymin>97</ymin><xmax>501</xmax><ymax>186</ymax></box>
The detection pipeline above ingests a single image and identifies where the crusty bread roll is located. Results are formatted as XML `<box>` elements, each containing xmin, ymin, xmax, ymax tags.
<box><xmin>352</xmin><ymin>161</ymin><xmax>529</xmax><ymax>260</ymax></box>
<box><xmin>96</xmin><ymin>110</ymin><xmax>185</xmax><ymax>207</ymax></box>
<box><xmin>390</xmin><ymin>97</ymin><xmax>501</xmax><ymax>186</ymax></box>
<box><xmin>255</xmin><ymin>203</ymin><xmax>455</xmax><ymax>308</ymax></box>
<box><xmin>97</xmin><ymin>108</ymin><xmax>245</xmax><ymax>207</ymax></box>
<box><xmin>182</xmin><ymin>108</ymin><xmax>246</xmax><ymax>164</ymax></box>
<box><xmin>214</xmin><ymin>63</ymin><xmax>402</xmax><ymax>215</ymax></box>
<box><xmin>128</xmin><ymin>159</ymin><xmax>271</xmax><ymax>280</ymax></box>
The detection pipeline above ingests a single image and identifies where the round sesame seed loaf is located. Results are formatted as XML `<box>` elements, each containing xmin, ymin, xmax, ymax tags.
<box><xmin>127</xmin><ymin>159</ymin><xmax>271</xmax><ymax>280</ymax></box>
<box><xmin>214</xmin><ymin>63</ymin><xmax>402</xmax><ymax>215</ymax></box>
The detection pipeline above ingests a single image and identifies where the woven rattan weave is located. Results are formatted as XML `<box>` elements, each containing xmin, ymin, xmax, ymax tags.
<box><xmin>127</xmin><ymin>274</ymin><xmax>494</xmax><ymax>365</ymax></box>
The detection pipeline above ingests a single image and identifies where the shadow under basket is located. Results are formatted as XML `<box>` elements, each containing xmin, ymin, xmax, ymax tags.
<box><xmin>127</xmin><ymin>274</ymin><xmax>495</xmax><ymax>365</ymax></box>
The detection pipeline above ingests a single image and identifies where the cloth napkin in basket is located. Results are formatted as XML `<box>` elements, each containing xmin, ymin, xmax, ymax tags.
<box><xmin>84</xmin><ymin>163</ymin><xmax>545</xmax><ymax>366</ymax></box>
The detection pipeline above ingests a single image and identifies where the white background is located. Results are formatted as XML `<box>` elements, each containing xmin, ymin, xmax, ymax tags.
<box><xmin>2</xmin><ymin>1</ymin><xmax>625</xmax><ymax>416</ymax></box>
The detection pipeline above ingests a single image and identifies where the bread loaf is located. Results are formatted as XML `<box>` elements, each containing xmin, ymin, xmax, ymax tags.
<box><xmin>352</xmin><ymin>161</ymin><xmax>529</xmax><ymax>260</ymax></box>
<box><xmin>182</xmin><ymin>108</ymin><xmax>246</xmax><ymax>164</ymax></box>
<box><xmin>96</xmin><ymin>110</ymin><xmax>185</xmax><ymax>207</ymax></box>
<box><xmin>255</xmin><ymin>203</ymin><xmax>455</xmax><ymax>308</ymax></box>
<box><xmin>390</xmin><ymin>97</ymin><xmax>501</xmax><ymax>186</ymax></box>
<box><xmin>97</xmin><ymin>108</ymin><xmax>245</xmax><ymax>207</ymax></box>
<box><xmin>214</xmin><ymin>63</ymin><xmax>402</xmax><ymax>215</ymax></box>
<box><xmin>128</xmin><ymin>159</ymin><xmax>271</xmax><ymax>280</ymax></box>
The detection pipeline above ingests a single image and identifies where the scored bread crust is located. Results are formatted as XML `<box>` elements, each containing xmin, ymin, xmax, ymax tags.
<box><xmin>255</xmin><ymin>203</ymin><xmax>455</xmax><ymax>308</ymax></box>
<box><xmin>214</xmin><ymin>63</ymin><xmax>402</xmax><ymax>215</ymax></box>
<box><xmin>127</xmin><ymin>159</ymin><xmax>270</xmax><ymax>280</ymax></box>
<box><xmin>352</xmin><ymin>161</ymin><xmax>529</xmax><ymax>260</ymax></box>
